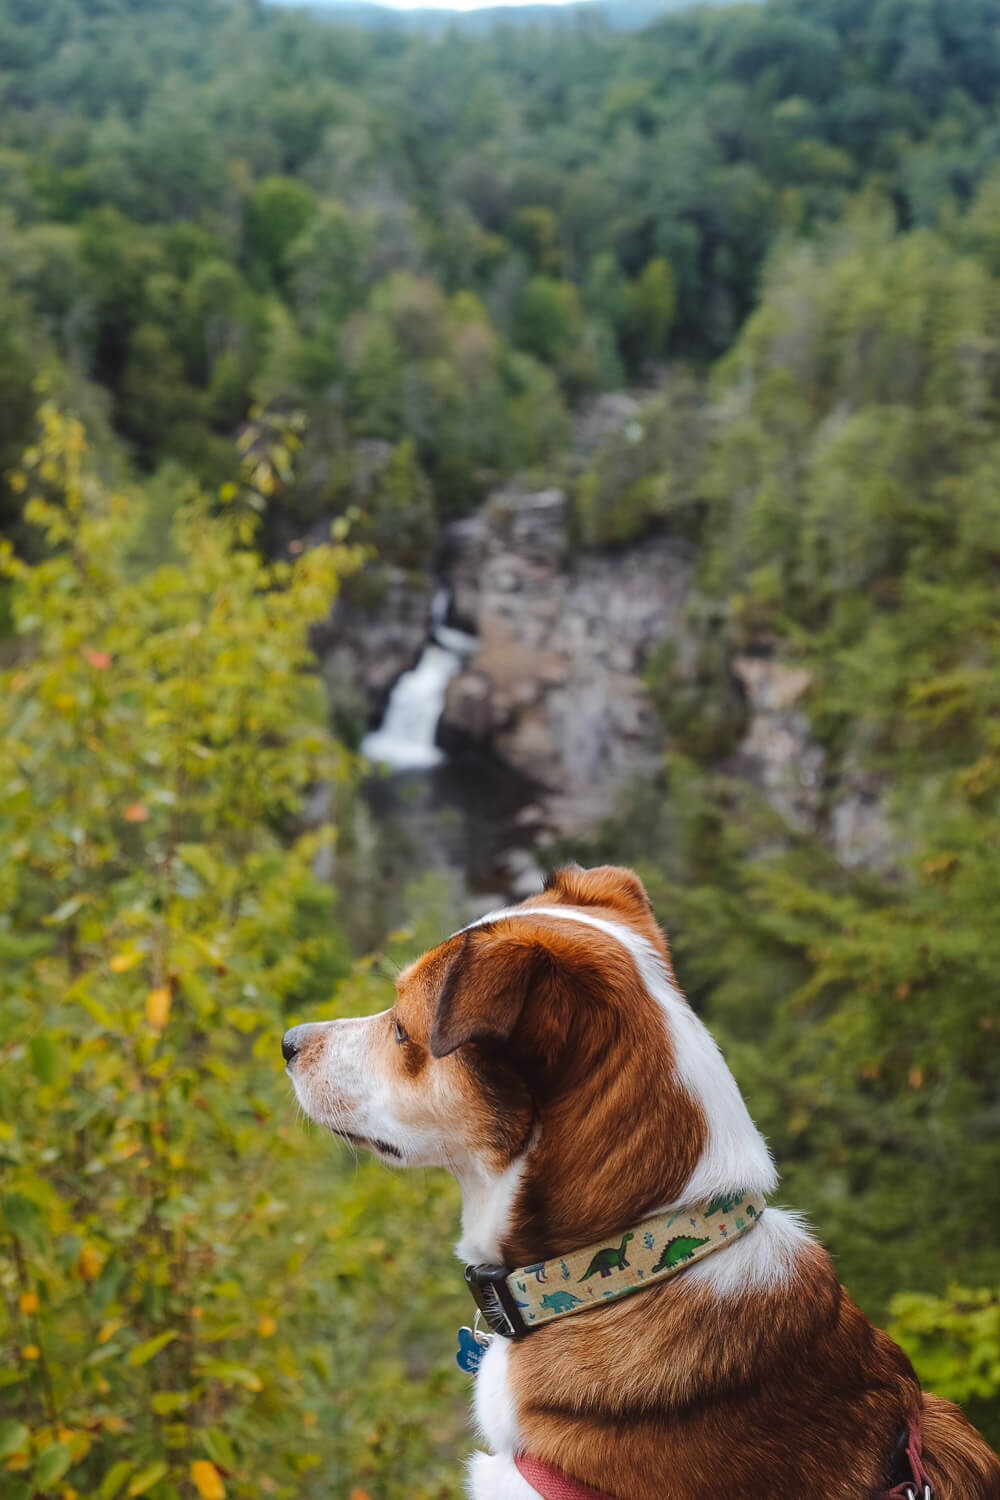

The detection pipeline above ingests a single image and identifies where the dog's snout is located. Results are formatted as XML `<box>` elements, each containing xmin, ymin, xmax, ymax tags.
<box><xmin>282</xmin><ymin>1026</ymin><xmax>303</xmax><ymax>1064</ymax></box>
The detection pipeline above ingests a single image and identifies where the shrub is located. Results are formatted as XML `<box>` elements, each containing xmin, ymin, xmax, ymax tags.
<box><xmin>0</xmin><ymin>409</ymin><xmax>484</xmax><ymax>1499</ymax></box>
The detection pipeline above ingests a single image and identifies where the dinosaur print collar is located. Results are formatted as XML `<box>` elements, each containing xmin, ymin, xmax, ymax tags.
<box><xmin>465</xmin><ymin>1192</ymin><xmax>767</xmax><ymax>1339</ymax></box>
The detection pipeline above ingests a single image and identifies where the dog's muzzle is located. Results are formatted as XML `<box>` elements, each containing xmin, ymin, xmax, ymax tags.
<box><xmin>281</xmin><ymin>1023</ymin><xmax>309</xmax><ymax>1065</ymax></box>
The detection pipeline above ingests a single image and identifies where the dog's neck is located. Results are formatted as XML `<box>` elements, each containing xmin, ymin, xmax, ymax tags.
<box><xmin>457</xmin><ymin>1153</ymin><xmax>813</xmax><ymax>1331</ymax></box>
<box><xmin>455</xmin><ymin>1149</ymin><xmax>534</xmax><ymax>1267</ymax></box>
<box><xmin>455</xmin><ymin>1142</ymin><xmax>789</xmax><ymax>1277</ymax></box>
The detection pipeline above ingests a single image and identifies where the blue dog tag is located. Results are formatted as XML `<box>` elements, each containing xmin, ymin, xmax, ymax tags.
<box><xmin>456</xmin><ymin>1325</ymin><xmax>487</xmax><ymax>1375</ymax></box>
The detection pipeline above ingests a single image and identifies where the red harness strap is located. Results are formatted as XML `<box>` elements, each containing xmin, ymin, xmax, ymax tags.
<box><xmin>515</xmin><ymin>1452</ymin><xmax>618</xmax><ymax>1500</ymax></box>
<box><xmin>516</xmin><ymin>1408</ymin><xmax>933</xmax><ymax>1500</ymax></box>
<box><xmin>876</xmin><ymin>1409</ymin><xmax>934</xmax><ymax>1499</ymax></box>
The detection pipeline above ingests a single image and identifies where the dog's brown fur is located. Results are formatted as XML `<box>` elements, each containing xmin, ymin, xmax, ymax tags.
<box><xmin>393</xmin><ymin>866</ymin><xmax>1000</xmax><ymax>1499</ymax></box>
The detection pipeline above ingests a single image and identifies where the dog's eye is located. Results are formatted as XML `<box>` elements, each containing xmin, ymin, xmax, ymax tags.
<box><xmin>394</xmin><ymin>1018</ymin><xmax>409</xmax><ymax>1045</ymax></box>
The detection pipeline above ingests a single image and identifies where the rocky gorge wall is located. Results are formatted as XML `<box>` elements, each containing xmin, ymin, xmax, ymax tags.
<box><xmin>440</xmin><ymin>488</ymin><xmax>694</xmax><ymax>834</ymax></box>
<box><xmin>317</xmin><ymin>476</ymin><xmax>893</xmax><ymax>874</ymax></box>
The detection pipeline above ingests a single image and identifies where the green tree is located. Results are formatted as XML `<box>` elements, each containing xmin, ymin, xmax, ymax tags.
<box><xmin>367</xmin><ymin>436</ymin><xmax>436</xmax><ymax>566</ymax></box>
<box><xmin>510</xmin><ymin>205</ymin><xmax>563</xmax><ymax>274</ymax></box>
<box><xmin>247</xmin><ymin>176</ymin><xmax>316</xmax><ymax>287</ymax></box>
<box><xmin>627</xmin><ymin>256</ymin><xmax>677</xmax><ymax>361</ymax></box>
<box><xmin>514</xmin><ymin>275</ymin><xmax>583</xmax><ymax>365</ymax></box>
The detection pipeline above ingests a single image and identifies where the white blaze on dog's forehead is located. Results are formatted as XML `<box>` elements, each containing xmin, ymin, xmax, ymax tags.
<box><xmin>459</xmin><ymin>904</ymin><xmax>778</xmax><ymax>1203</ymax></box>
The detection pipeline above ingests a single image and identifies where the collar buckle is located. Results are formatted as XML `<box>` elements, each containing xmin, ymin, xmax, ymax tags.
<box><xmin>465</xmin><ymin>1263</ymin><xmax>529</xmax><ymax>1339</ymax></box>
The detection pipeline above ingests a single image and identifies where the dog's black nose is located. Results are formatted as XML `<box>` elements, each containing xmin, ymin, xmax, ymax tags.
<box><xmin>281</xmin><ymin>1030</ymin><xmax>300</xmax><ymax>1064</ymax></box>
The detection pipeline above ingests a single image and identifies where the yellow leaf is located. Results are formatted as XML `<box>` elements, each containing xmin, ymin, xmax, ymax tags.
<box><xmin>146</xmin><ymin>988</ymin><xmax>171</xmax><ymax>1030</ymax></box>
<box><xmin>191</xmin><ymin>1460</ymin><xmax>226</xmax><ymax>1499</ymax></box>
<box><xmin>257</xmin><ymin>1316</ymin><xmax>276</xmax><ymax>1338</ymax></box>
<box><xmin>110</xmin><ymin>952</ymin><xmax>143</xmax><ymax>973</ymax></box>
<box><xmin>22</xmin><ymin>1345</ymin><xmax>40</xmax><ymax>1360</ymax></box>
<box><xmin>77</xmin><ymin>1245</ymin><xmax>102</xmax><ymax>1282</ymax></box>
<box><xmin>97</xmin><ymin>1321</ymin><xmax>121</xmax><ymax>1345</ymax></box>
<box><xmin>19</xmin><ymin>1290</ymin><xmax>39</xmax><ymax>1315</ymax></box>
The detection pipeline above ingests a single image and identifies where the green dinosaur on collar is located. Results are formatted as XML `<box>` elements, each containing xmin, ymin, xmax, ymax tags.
<box><xmin>705</xmin><ymin>1192</ymin><xmax>744</xmax><ymax>1217</ymax></box>
<box><xmin>652</xmin><ymin>1234</ymin><xmax>709</xmax><ymax>1273</ymax></box>
<box><xmin>579</xmin><ymin>1232</ymin><xmax>634</xmax><ymax>1281</ymax></box>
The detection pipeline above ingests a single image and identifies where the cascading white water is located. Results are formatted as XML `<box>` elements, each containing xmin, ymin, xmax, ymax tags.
<box><xmin>360</xmin><ymin>590</ymin><xmax>478</xmax><ymax>771</ymax></box>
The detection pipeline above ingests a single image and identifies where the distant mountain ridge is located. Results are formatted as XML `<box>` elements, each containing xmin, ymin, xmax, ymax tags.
<box><xmin>264</xmin><ymin>0</ymin><xmax>692</xmax><ymax>32</ymax></box>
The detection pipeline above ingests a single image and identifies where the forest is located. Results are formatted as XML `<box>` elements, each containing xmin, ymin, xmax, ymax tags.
<box><xmin>1</xmin><ymin>0</ymin><xmax>999</xmax><ymax>1495</ymax></box>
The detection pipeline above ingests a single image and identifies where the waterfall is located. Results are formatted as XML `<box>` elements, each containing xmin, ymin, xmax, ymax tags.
<box><xmin>360</xmin><ymin>590</ymin><xmax>478</xmax><ymax>771</ymax></box>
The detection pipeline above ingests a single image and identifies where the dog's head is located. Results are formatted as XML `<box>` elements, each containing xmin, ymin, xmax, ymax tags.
<box><xmin>284</xmin><ymin>864</ymin><xmax>774</xmax><ymax>1264</ymax></box>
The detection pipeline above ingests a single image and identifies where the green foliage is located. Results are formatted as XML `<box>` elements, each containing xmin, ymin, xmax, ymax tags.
<box><xmin>367</xmin><ymin>438</ymin><xmax>436</xmax><ymax>566</ymax></box>
<box><xmin>643</xmin><ymin>630</ymin><xmax>747</xmax><ymax>761</ymax></box>
<box><xmin>573</xmin><ymin>372</ymin><xmax>705</xmax><ymax>546</ymax></box>
<box><xmin>6</xmin><ymin>0</ymin><xmax>1000</xmax><ymax>525</ymax></box>
<box><xmin>510</xmin><ymin>206</ymin><xmax>563</xmax><ymax>274</ymax></box>
<box><xmin>888</xmin><ymin>1287</ymin><xmax>1000</xmax><ymax>1406</ymax></box>
<box><xmin>515</xmin><ymin>276</ymin><xmax>583</xmax><ymax>365</ymax></box>
<box><xmin>627</xmin><ymin>257</ymin><xmax>676</xmax><ymax>361</ymax></box>
<box><xmin>247</xmin><ymin>177</ymin><xmax>317</xmax><ymax>286</ymax></box>
<box><xmin>0</xmin><ymin>410</ymin><xmax>479</xmax><ymax>1497</ymax></box>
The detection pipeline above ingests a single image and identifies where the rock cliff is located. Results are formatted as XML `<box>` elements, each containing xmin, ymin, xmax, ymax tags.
<box><xmin>440</xmin><ymin>488</ymin><xmax>695</xmax><ymax>833</ymax></box>
<box><xmin>314</xmin><ymin>469</ymin><xmax>892</xmax><ymax>870</ymax></box>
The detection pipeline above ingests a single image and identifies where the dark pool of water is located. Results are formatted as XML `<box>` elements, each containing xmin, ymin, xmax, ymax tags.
<box><xmin>361</xmin><ymin>747</ymin><xmax>545</xmax><ymax>931</ymax></box>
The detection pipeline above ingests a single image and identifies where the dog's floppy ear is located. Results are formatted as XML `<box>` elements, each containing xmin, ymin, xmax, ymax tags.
<box><xmin>430</xmin><ymin>929</ymin><xmax>545</xmax><ymax>1059</ymax></box>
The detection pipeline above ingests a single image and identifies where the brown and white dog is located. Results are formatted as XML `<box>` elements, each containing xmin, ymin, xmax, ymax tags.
<box><xmin>283</xmin><ymin>865</ymin><xmax>1000</xmax><ymax>1500</ymax></box>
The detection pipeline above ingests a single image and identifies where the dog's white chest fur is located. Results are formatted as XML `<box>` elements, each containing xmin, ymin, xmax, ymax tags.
<box><xmin>465</xmin><ymin>1339</ymin><xmax>541</xmax><ymax>1498</ymax></box>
